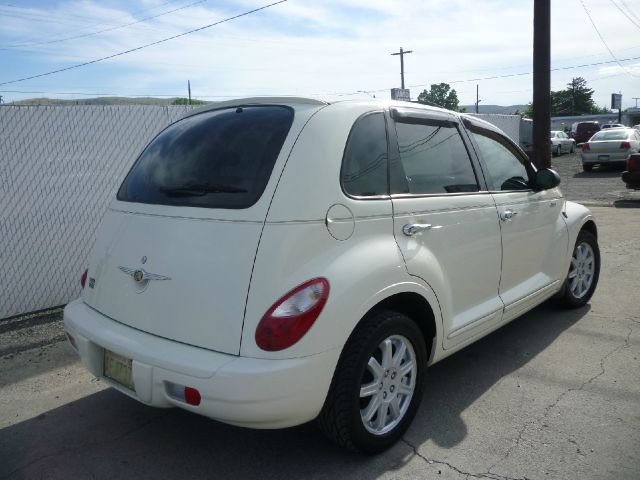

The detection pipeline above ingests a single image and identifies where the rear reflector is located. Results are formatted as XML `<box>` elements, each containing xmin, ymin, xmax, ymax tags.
<box><xmin>184</xmin><ymin>387</ymin><xmax>201</xmax><ymax>406</ymax></box>
<box><xmin>256</xmin><ymin>278</ymin><xmax>330</xmax><ymax>351</ymax></box>
<box><xmin>80</xmin><ymin>269</ymin><xmax>88</xmax><ymax>289</ymax></box>
<box><xmin>628</xmin><ymin>157</ymin><xmax>639</xmax><ymax>170</ymax></box>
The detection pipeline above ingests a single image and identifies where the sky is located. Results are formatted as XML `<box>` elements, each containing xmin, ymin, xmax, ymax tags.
<box><xmin>1</xmin><ymin>0</ymin><xmax>639</xmax><ymax>109</ymax></box>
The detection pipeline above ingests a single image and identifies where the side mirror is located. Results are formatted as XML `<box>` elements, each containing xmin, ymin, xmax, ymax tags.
<box><xmin>534</xmin><ymin>168</ymin><xmax>561</xmax><ymax>190</ymax></box>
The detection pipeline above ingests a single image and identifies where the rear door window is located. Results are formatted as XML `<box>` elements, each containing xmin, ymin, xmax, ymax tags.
<box><xmin>117</xmin><ymin>106</ymin><xmax>294</xmax><ymax>209</ymax></box>
<box><xmin>392</xmin><ymin>122</ymin><xmax>479</xmax><ymax>194</ymax></box>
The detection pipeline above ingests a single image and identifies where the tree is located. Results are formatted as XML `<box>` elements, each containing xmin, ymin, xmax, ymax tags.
<box><xmin>523</xmin><ymin>103</ymin><xmax>534</xmax><ymax>118</ymax></box>
<box><xmin>523</xmin><ymin>77</ymin><xmax>606</xmax><ymax>117</ymax></box>
<box><xmin>172</xmin><ymin>97</ymin><xmax>206</xmax><ymax>105</ymax></box>
<box><xmin>565</xmin><ymin>77</ymin><xmax>600</xmax><ymax>115</ymax></box>
<box><xmin>417</xmin><ymin>83</ymin><xmax>461</xmax><ymax>111</ymax></box>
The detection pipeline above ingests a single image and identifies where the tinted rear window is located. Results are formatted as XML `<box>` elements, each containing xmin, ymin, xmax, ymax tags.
<box><xmin>577</xmin><ymin>123</ymin><xmax>599</xmax><ymax>132</ymax></box>
<box><xmin>117</xmin><ymin>106</ymin><xmax>294</xmax><ymax>209</ymax></box>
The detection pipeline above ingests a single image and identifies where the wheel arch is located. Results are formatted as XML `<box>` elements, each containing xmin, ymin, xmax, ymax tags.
<box><xmin>581</xmin><ymin>219</ymin><xmax>598</xmax><ymax>239</ymax></box>
<box><xmin>369</xmin><ymin>293</ymin><xmax>437</xmax><ymax>357</ymax></box>
<box><xmin>341</xmin><ymin>289</ymin><xmax>441</xmax><ymax>366</ymax></box>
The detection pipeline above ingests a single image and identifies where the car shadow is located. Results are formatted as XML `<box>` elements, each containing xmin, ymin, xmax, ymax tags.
<box><xmin>614</xmin><ymin>199</ymin><xmax>640</xmax><ymax>208</ymax></box>
<box><xmin>573</xmin><ymin>164</ymin><xmax>626</xmax><ymax>178</ymax></box>
<box><xmin>0</xmin><ymin>303</ymin><xmax>590</xmax><ymax>480</ymax></box>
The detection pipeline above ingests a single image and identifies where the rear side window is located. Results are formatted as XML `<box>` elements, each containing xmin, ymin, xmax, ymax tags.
<box><xmin>393</xmin><ymin>122</ymin><xmax>479</xmax><ymax>194</ymax></box>
<box><xmin>341</xmin><ymin>112</ymin><xmax>389</xmax><ymax>197</ymax></box>
<box><xmin>117</xmin><ymin>106</ymin><xmax>294</xmax><ymax>209</ymax></box>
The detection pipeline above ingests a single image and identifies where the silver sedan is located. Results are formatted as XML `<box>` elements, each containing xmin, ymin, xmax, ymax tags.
<box><xmin>581</xmin><ymin>128</ymin><xmax>640</xmax><ymax>171</ymax></box>
<box><xmin>550</xmin><ymin>130</ymin><xmax>575</xmax><ymax>156</ymax></box>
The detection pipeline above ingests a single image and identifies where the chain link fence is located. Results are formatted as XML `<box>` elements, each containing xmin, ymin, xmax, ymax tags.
<box><xmin>0</xmin><ymin>105</ymin><xmax>197</xmax><ymax>319</ymax></box>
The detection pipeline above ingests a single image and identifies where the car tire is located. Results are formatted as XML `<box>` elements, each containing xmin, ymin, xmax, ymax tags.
<box><xmin>582</xmin><ymin>163</ymin><xmax>593</xmax><ymax>172</ymax></box>
<box><xmin>570</xmin><ymin>143</ymin><xmax>575</xmax><ymax>154</ymax></box>
<box><xmin>552</xmin><ymin>145</ymin><xmax>559</xmax><ymax>157</ymax></box>
<box><xmin>318</xmin><ymin>310</ymin><xmax>427</xmax><ymax>453</ymax></box>
<box><xmin>557</xmin><ymin>230</ymin><xmax>600</xmax><ymax>308</ymax></box>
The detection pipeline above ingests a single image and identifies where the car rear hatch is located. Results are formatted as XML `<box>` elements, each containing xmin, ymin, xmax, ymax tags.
<box><xmin>82</xmin><ymin>101</ymin><xmax>326</xmax><ymax>355</ymax></box>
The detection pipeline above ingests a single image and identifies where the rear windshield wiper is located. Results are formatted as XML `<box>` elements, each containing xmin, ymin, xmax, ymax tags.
<box><xmin>158</xmin><ymin>183</ymin><xmax>248</xmax><ymax>196</ymax></box>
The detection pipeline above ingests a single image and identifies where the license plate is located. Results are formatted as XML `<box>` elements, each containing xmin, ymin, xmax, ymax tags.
<box><xmin>598</xmin><ymin>155</ymin><xmax>610</xmax><ymax>161</ymax></box>
<box><xmin>104</xmin><ymin>349</ymin><xmax>134</xmax><ymax>390</ymax></box>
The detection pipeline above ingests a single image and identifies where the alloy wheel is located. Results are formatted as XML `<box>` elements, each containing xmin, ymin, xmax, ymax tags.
<box><xmin>359</xmin><ymin>335</ymin><xmax>417</xmax><ymax>435</ymax></box>
<box><xmin>568</xmin><ymin>242</ymin><xmax>595</xmax><ymax>299</ymax></box>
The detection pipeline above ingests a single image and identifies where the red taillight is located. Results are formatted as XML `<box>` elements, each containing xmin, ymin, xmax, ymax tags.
<box><xmin>184</xmin><ymin>387</ymin><xmax>201</xmax><ymax>406</ymax></box>
<box><xmin>80</xmin><ymin>269</ymin><xmax>88</xmax><ymax>289</ymax></box>
<box><xmin>620</xmin><ymin>141</ymin><xmax>631</xmax><ymax>150</ymax></box>
<box><xmin>582</xmin><ymin>143</ymin><xmax>590</xmax><ymax>151</ymax></box>
<box><xmin>628</xmin><ymin>157</ymin><xmax>639</xmax><ymax>170</ymax></box>
<box><xmin>255</xmin><ymin>278</ymin><xmax>330</xmax><ymax>351</ymax></box>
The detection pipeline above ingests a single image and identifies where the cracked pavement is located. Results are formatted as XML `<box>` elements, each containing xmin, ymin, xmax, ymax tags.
<box><xmin>1</xmin><ymin>202</ymin><xmax>639</xmax><ymax>478</ymax></box>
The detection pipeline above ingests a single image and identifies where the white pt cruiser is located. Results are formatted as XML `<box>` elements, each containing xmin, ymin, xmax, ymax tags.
<box><xmin>64</xmin><ymin>98</ymin><xmax>600</xmax><ymax>452</ymax></box>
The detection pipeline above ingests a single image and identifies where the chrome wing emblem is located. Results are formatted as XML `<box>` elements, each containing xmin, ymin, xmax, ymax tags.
<box><xmin>118</xmin><ymin>266</ymin><xmax>171</xmax><ymax>282</ymax></box>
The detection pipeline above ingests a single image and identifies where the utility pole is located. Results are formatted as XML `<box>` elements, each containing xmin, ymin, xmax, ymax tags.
<box><xmin>533</xmin><ymin>0</ymin><xmax>551</xmax><ymax>169</ymax></box>
<box><xmin>633</xmin><ymin>97</ymin><xmax>639</xmax><ymax>108</ymax></box>
<box><xmin>188</xmin><ymin>80</ymin><xmax>192</xmax><ymax>105</ymax></box>
<box><xmin>475</xmin><ymin>84</ymin><xmax>481</xmax><ymax>113</ymax></box>
<box><xmin>570</xmin><ymin>78</ymin><xmax>576</xmax><ymax>115</ymax></box>
<box><xmin>391</xmin><ymin>47</ymin><xmax>412</xmax><ymax>89</ymax></box>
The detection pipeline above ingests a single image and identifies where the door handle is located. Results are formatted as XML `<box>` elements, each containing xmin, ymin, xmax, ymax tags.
<box><xmin>402</xmin><ymin>223</ymin><xmax>432</xmax><ymax>236</ymax></box>
<box><xmin>499</xmin><ymin>210</ymin><xmax>518</xmax><ymax>222</ymax></box>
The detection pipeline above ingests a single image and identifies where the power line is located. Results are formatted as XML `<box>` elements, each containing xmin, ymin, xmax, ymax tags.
<box><xmin>619</xmin><ymin>0</ymin><xmax>640</xmax><ymax>23</ymax></box>
<box><xmin>609</xmin><ymin>0</ymin><xmax>640</xmax><ymax>30</ymax></box>
<box><xmin>0</xmin><ymin>0</ymin><xmax>289</xmax><ymax>87</ymax></box>
<box><xmin>3</xmin><ymin>53</ymin><xmax>639</xmax><ymax>100</ymax></box>
<box><xmin>0</xmin><ymin>1</ymin><xmax>177</xmax><ymax>39</ymax></box>
<box><xmin>0</xmin><ymin>0</ymin><xmax>210</xmax><ymax>49</ymax></box>
<box><xmin>579</xmin><ymin>0</ymin><xmax>639</xmax><ymax>78</ymax></box>
<box><xmin>329</xmin><ymin>54</ymin><xmax>640</xmax><ymax>97</ymax></box>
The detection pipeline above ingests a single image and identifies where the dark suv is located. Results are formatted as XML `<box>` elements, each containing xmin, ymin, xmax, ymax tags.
<box><xmin>570</xmin><ymin>121</ymin><xmax>601</xmax><ymax>144</ymax></box>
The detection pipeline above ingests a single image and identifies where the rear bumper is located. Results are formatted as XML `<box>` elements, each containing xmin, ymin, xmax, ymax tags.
<box><xmin>63</xmin><ymin>300</ymin><xmax>339</xmax><ymax>429</ymax></box>
<box><xmin>622</xmin><ymin>170</ymin><xmax>640</xmax><ymax>189</ymax></box>
<box><xmin>582</xmin><ymin>152</ymin><xmax>631</xmax><ymax>164</ymax></box>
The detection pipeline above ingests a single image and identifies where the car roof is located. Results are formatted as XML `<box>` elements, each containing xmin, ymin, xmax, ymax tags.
<box><xmin>179</xmin><ymin>96</ymin><xmax>468</xmax><ymax>122</ymax></box>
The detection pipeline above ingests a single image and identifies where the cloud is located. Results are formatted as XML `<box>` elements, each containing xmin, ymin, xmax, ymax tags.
<box><xmin>1</xmin><ymin>0</ymin><xmax>639</xmax><ymax>107</ymax></box>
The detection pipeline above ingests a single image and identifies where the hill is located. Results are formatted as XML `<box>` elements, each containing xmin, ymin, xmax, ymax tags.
<box><xmin>8</xmin><ymin>96</ymin><xmax>207</xmax><ymax>106</ymax></box>
<box><xmin>462</xmin><ymin>104</ymin><xmax>528</xmax><ymax>115</ymax></box>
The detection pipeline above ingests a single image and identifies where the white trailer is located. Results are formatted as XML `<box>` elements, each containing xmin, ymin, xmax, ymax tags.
<box><xmin>467</xmin><ymin>113</ymin><xmax>533</xmax><ymax>157</ymax></box>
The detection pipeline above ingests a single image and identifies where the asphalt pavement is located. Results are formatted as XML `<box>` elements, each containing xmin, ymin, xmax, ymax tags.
<box><xmin>551</xmin><ymin>149</ymin><xmax>640</xmax><ymax>207</ymax></box>
<box><xmin>1</xmin><ymin>153</ymin><xmax>639</xmax><ymax>479</ymax></box>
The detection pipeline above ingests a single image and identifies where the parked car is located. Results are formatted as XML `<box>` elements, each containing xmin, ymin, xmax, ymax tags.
<box><xmin>550</xmin><ymin>130</ymin><xmax>575</xmax><ymax>156</ymax></box>
<box><xmin>581</xmin><ymin>127</ymin><xmax>640</xmax><ymax>171</ymax></box>
<box><xmin>622</xmin><ymin>153</ymin><xmax>640</xmax><ymax>189</ymax></box>
<box><xmin>633</xmin><ymin>125</ymin><xmax>640</xmax><ymax>131</ymax></box>
<box><xmin>601</xmin><ymin>123</ymin><xmax>625</xmax><ymax>129</ymax></box>
<box><xmin>64</xmin><ymin>98</ymin><xmax>600</xmax><ymax>453</ymax></box>
<box><xmin>570</xmin><ymin>121</ymin><xmax>601</xmax><ymax>144</ymax></box>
